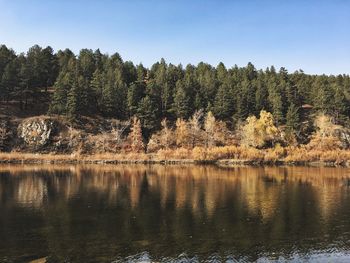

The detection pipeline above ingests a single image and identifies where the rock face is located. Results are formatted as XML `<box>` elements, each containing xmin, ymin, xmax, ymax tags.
<box><xmin>18</xmin><ymin>118</ymin><xmax>55</xmax><ymax>148</ymax></box>
<box><xmin>336</xmin><ymin>128</ymin><xmax>350</xmax><ymax>149</ymax></box>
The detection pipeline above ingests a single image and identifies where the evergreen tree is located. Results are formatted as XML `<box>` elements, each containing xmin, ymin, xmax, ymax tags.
<box><xmin>123</xmin><ymin>61</ymin><xmax>137</xmax><ymax>85</ymax></box>
<box><xmin>127</xmin><ymin>82</ymin><xmax>145</xmax><ymax>117</ymax></box>
<box><xmin>173</xmin><ymin>80</ymin><xmax>192</xmax><ymax>119</ymax></box>
<box><xmin>0</xmin><ymin>60</ymin><xmax>19</xmax><ymax>102</ymax></box>
<box><xmin>0</xmin><ymin>45</ymin><xmax>16</xmax><ymax>77</ymax></box>
<box><xmin>213</xmin><ymin>83</ymin><xmax>233</xmax><ymax>120</ymax></box>
<box><xmin>216</xmin><ymin>62</ymin><xmax>227</xmax><ymax>84</ymax></box>
<box><xmin>49</xmin><ymin>72</ymin><xmax>69</xmax><ymax>115</ymax></box>
<box><xmin>57</xmin><ymin>48</ymin><xmax>75</xmax><ymax>71</ymax></box>
<box><xmin>197</xmin><ymin>63</ymin><xmax>217</xmax><ymax>108</ymax></box>
<box><xmin>66</xmin><ymin>78</ymin><xmax>79</xmax><ymax>119</ymax></box>
<box><xmin>0</xmin><ymin>45</ymin><xmax>16</xmax><ymax>101</ymax></box>
<box><xmin>78</xmin><ymin>49</ymin><xmax>96</xmax><ymax>80</ymax></box>
<box><xmin>312</xmin><ymin>76</ymin><xmax>333</xmax><ymax>114</ymax></box>
<box><xmin>90</xmin><ymin>69</ymin><xmax>105</xmax><ymax>113</ymax></box>
<box><xmin>286</xmin><ymin>103</ymin><xmax>300</xmax><ymax>132</ymax></box>
<box><xmin>331</xmin><ymin>82</ymin><xmax>348</xmax><ymax>122</ymax></box>
<box><xmin>267</xmin><ymin>76</ymin><xmax>284</xmax><ymax>125</ymax></box>
<box><xmin>136</xmin><ymin>64</ymin><xmax>147</xmax><ymax>82</ymax></box>
<box><xmin>114</xmin><ymin>69</ymin><xmax>128</xmax><ymax>119</ymax></box>
<box><xmin>137</xmin><ymin>95</ymin><xmax>158</xmax><ymax>137</ymax></box>
<box><xmin>41</xmin><ymin>46</ymin><xmax>59</xmax><ymax>89</ymax></box>
<box><xmin>255</xmin><ymin>74</ymin><xmax>269</xmax><ymax>114</ymax></box>
<box><xmin>101</xmin><ymin>69</ymin><xmax>118</xmax><ymax>117</ymax></box>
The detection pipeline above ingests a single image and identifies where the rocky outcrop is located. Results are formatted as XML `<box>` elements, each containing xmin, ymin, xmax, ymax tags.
<box><xmin>336</xmin><ymin>128</ymin><xmax>350</xmax><ymax>149</ymax></box>
<box><xmin>18</xmin><ymin>117</ymin><xmax>56</xmax><ymax>149</ymax></box>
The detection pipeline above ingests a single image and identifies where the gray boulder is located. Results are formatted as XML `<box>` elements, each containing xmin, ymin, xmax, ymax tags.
<box><xmin>18</xmin><ymin>118</ymin><xmax>55</xmax><ymax>148</ymax></box>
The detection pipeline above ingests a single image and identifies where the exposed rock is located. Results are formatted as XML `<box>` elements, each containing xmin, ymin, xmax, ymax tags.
<box><xmin>18</xmin><ymin>117</ymin><xmax>56</xmax><ymax>149</ymax></box>
<box><xmin>335</xmin><ymin>128</ymin><xmax>350</xmax><ymax>149</ymax></box>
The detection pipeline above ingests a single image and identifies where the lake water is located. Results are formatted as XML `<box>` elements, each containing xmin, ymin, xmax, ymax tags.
<box><xmin>1</xmin><ymin>165</ymin><xmax>350</xmax><ymax>262</ymax></box>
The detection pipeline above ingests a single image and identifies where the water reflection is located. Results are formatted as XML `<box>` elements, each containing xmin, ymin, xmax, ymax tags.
<box><xmin>0</xmin><ymin>165</ymin><xmax>350</xmax><ymax>262</ymax></box>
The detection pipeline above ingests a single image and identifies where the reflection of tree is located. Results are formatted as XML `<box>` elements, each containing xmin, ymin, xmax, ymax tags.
<box><xmin>15</xmin><ymin>176</ymin><xmax>47</xmax><ymax>207</ymax></box>
<box><xmin>1</xmin><ymin>165</ymin><xmax>350</xmax><ymax>262</ymax></box>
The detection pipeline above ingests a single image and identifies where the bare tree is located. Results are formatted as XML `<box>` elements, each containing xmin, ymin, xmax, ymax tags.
<box><xmin>188</xmin><ymin>109</ymin><xmax>204</xmax><ymax>148</ymax></box>
<box><xmin>111</xmin><ymin>120</ymin><xmax>130</xmax><ymax>146</ymax></box>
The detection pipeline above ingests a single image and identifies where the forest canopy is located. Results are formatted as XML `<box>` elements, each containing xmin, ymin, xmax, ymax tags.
<box><xmin>1</xmin><ymin>44</ymin><xmax>350</xmax><ymax>142</ymax></box>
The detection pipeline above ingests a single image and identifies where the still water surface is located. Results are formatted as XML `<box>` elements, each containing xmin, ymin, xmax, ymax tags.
<box><xmin>1</xmin><ymin>165</ymin><xmax>350</xmax><ymax>262</ymax></box>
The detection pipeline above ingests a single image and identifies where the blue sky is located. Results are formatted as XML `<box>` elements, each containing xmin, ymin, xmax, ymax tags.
<box><xmin>0</xmin><ymin>0</ymin><xmax>349</xmax><ymax>75</ymax></box>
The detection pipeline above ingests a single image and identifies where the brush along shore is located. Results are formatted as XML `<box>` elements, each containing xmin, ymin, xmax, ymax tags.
<box><xmin>1</xmin><ymin>146</ymin><xmax>350</xmax><ymax>167</ymax></box>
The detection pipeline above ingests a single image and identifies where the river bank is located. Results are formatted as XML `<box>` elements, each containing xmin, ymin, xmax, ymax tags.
<box><xmin>1</xmin><ymin>150</ymin><xmax>350</xmax><ymax>167</ymax></box>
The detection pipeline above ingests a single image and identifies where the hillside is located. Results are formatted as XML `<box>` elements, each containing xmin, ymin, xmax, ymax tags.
<box><xmin>1</xmin><ymin>44</ymin><xmax>350</xmax><ymax>165</ymax></box>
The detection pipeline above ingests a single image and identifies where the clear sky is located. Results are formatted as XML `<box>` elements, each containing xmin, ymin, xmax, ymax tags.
<box><xmin>0</xmin><ymin>0</ymin><xmax>349</xmax><ymax>75</ymax></box>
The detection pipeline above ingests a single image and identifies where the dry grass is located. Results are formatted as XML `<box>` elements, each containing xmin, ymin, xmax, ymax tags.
<box><xmin>2</xmin><ymin>145</ymin><xmax>350</xmax><ymax>166</ymax></box>
<box><xmin>154</xmin><ymin>145</ymin><xmax>350</xmax><ymax>165</ymax></box>
<box><xmin>0</xmin><ymin>152</ymin><xmax>75</xmax><ymax>162</ymax></box>
<box><xmin>0</xmin><ymin>152</ymin><xmax>150</xmax><ymax>163</ymax></box>
<box><xmin>284</xmin><ymin>146</ymin><xmax>350</xmax><ymax>164</ymax></box>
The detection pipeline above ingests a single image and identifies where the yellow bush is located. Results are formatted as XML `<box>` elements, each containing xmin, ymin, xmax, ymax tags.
<box><xmin>192</xmin><ymin>147</ymin><xmax>207</xmax><ymax>161</ymax></box>
<box><xmin>241</xmin><ymin>110</ymin><xmax>280</xmax><ymax>148</ymax></box>
<box><xmin>203</xmin><ymin>146</ymin><xmax>241</xmax><ymax>160</ymax></box>
<box><xmin>239</xmin><ymin>147</ymin><xmax>264</xmax><ymax>161</ymax></box>
<box><xmin>264</xmin><ymin>144</ymin><xmax>286</xmax><ymax>162</ymax></box>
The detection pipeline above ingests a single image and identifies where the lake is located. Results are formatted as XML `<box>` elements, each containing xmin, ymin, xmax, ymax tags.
<box><xmin>1</xmin><ymin>165</ymin><xmax>350</xmax><ymax>262</ymax></box>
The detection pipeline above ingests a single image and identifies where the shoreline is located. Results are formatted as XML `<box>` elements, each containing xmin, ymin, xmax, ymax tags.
<box><xmin>0</xmin><ymin>153</ymin><xmax>348</xmax><ymax>167</ymax></box>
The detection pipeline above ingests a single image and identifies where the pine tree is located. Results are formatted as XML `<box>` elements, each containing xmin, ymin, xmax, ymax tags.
<box><xmin>242</xmin><ymin>78</ymin><xmax>256</xmax><ymax>117</ymax></box>
<box><xmin>255</xmin><ymin>74</ymin><xmax>268</xmax><ymax>114</ymax></box>
<box><xmin>18</xmin><ymin>56</ymin><xmax>31</xmax><ymax>109</ymax></box>
<box><xmin>173</xmin><ymin>80</ymin><xmax>192</xmax><ymax>119</ymax></box>
<box><xmin>66</xmin><ymin>78</ymin><xmax>79</xmax><ymax>119</ymax></box>
<box><xmin>78</xmin><ymin>49</ymin><xmax>96</xmax><ymax>80</ymax></box>
<box><xmin>114</xmin><ymin>69</ymin><xmax>128</xmax><ymax>119</ymax></box>
<box><xmin>127</xmin><ymin>82</ymin><xmax>145</xmax><ymax>116</ymax></box>
<box><xmin>123</xmin><ymin>61</ymin><xmax>137</xmax><ymax>85</ymax></box>
<box><xmin>312</xmin><ymin>76</ymin><xmax>332</xmax><ymax>114</ymax></box>
<box><xmin>102</xmin><ymin>69</ymin><xmax>118</xmax><ymax>117</ymax></box>
<box><xmin>213</xmin><ymin>83</ymin><xmax>233</xmax><ymax>120</ymax></box>
<box><xmin>286</xmin><ymin>103</ymin><xmax>300</xmax><ymax>132</ymax></box>
<box><xmin>136</xmin><ymin>64</ymin><xmax>147</xmax><ymax>82</ymax></box>
<box><xmin>0</xmin><ymin>60</ymin><xmax>19</xmax><ymax>102</ymax></box>
<box><xmin>197</xmin><ymin>63</ymin><xmax>217</xmax><ymax>107</ymax></box>
<box><xmin>267</xmin><ymin>77</ymin><xmax>284</xmax><ymax>125</ymax></box>
<box><xmin>49</xmin><ymin>72</ymin><xmax>69</xmax><ymax>114</ymax></box>
<box><xmin>137</xmin><ymin>95</ymin><xmax>158</xmax><ymax>137</ymax></box>
<box><xmin>331</xmin><ymin>83</ymin><xmax>348</xmax><ymax>122</ymax></box>
<box><xmin>41</xmin><ymin>46</ymin><xmax>59</xmax><ymax>89</ymax></box>
<box><xmin>216</xmin><ymin>62</ymin><xmax>227</xmax><ymax>84</ymax></box>
<box><xmin>90</xmin><ymin>69</ymin><xmax>105</xmax><ymax>113</ymax></box>
<box><xmin>0</xmin><ymin>45</ymin><xmax>16</xmax><ymax>78</ymax></box>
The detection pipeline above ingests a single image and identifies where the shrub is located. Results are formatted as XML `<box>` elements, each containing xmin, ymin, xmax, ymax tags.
<box><xmin>240</xmin><ymin>110</ymin><xmax>280</xmax><ymax>148</ymax></box>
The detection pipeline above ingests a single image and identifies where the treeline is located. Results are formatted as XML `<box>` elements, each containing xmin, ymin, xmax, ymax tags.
<box><xmin>1</xmin><ymin>44</ymin><xmax>350</xmax><ymax>138</ymax></box>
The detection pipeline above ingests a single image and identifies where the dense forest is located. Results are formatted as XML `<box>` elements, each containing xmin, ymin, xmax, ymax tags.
<box><xmin>1</xmin><ymin>44</ymin><xmax>350</xmax><ymax>159</ymax></box>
